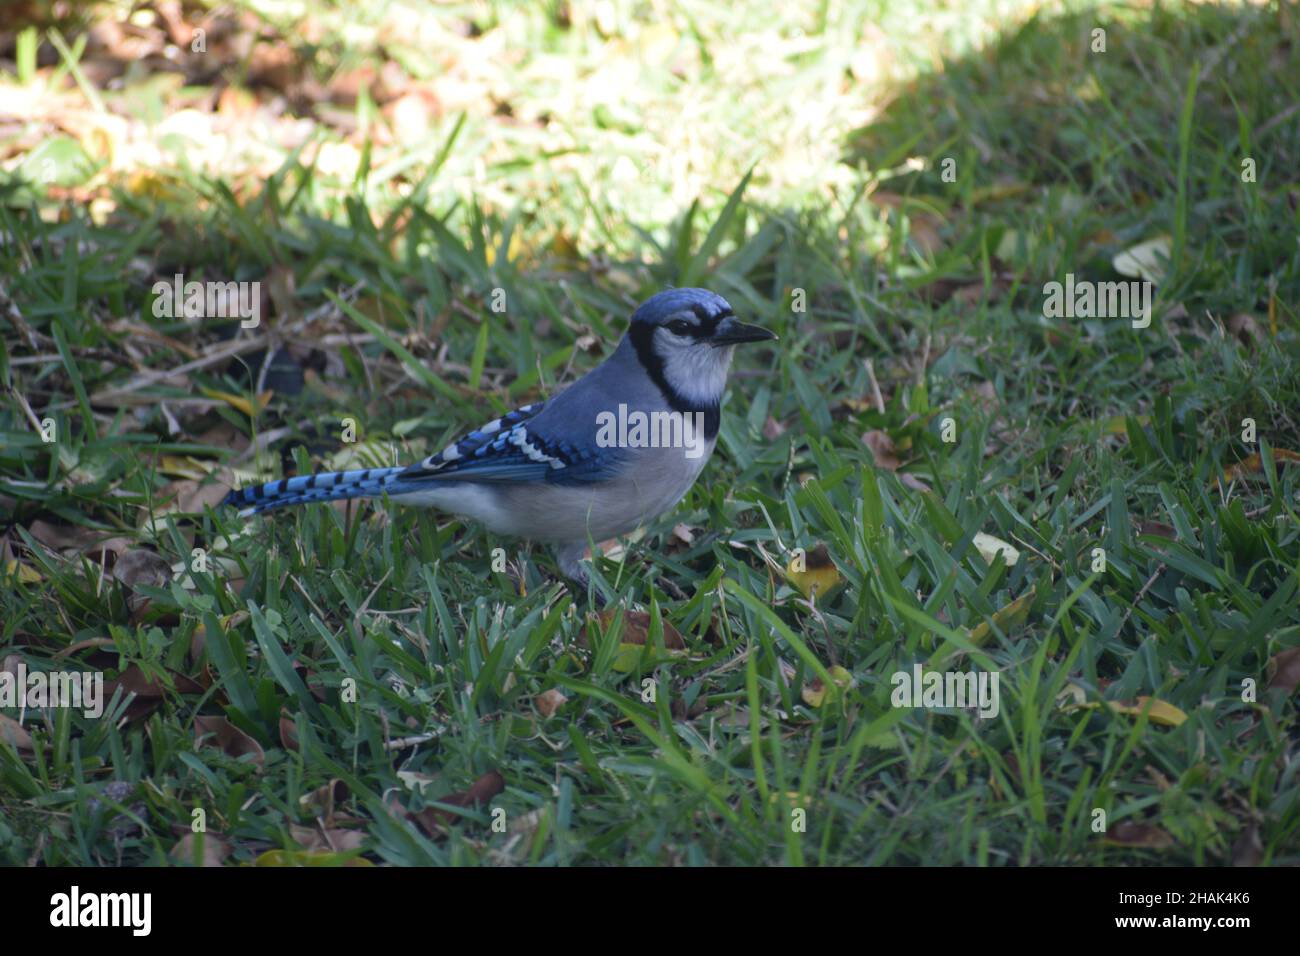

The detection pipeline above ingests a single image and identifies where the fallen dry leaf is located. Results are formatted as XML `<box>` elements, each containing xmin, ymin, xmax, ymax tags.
<box><xmin>105</xmin><ymin>664</ymin><xmax>204</xmax><ymax>699</ymax></box>
<box><xmin>862</xmin><ymin>429</ymin><xmax>901</xmax><ymax>471</ymax></box>
<box><xmin>786</xmin><ymin>543</ymin><xmax>842</xmax><ymax>600</ymax></box>
<box><xmin>1137</xmin><ymin>521</ymin><xmax>1177</xmax><ymax>539</ymax></box>
<box><xmin>1266</xmin><ymin>646</ymin><xmax>1300</xmax><ymax>694</ymax></box>
<box><xmin>198</xmin><ymin>387</ymin><xmax>273</xmax><ymax>417</ymax></box>
<box><xmin>966</xmin><ymin>589</ymin><xmax>1035</xmax><ymax>648</ymax></box>
<box><xmin>586</xmin><ymin>609</ymin><xmax>688</xmax><ymax>671</ymax></box>
<box><xmin>170</xmin><ymin>832</ymin><xmax>230</xmax><ymax>867</ymax></box>
<box><xmin>1104</xmin><ymin>820</ymin><xmax>1175</xmax><ymax>848</ymax></box>
<box><xmin>194</xmin><ymin>715</ymin><xmax>265</xmax><ymax>767</ymax></box>
<box><xmin>3</xmin><ymin>560</ymin><xmax>42</xmax><ymax>584</ymax></box>
<box><xmin>280</xmin><ymin>711</ymin><xmax>299</xmax><ymax>751</ymax></box>
<box><xmin>409</xmin><ymin>770</ymin><xmax>506</xmax><ymax>836</ymax></box>
<box><xmin>289</xmin><ymin>823</ymin><xmax>365</xmax><ymax>853</ymax></box>
<box><xmin>1113</xmin><ymin>235</ymin><xmax>1171</xmax><ymax>284</ymax></box>
<box><xmin>1221</xmin><ymin>449</ymin><xmax>1300</xmax><ymax>484</ymax></box>
<box><xmin>801</xmin><ymin>665</ymin><xmax>853</xmax><ymax>708</ymax></box>
<box><xmin>1082</xmin><ymin>696</ymin><xmax>1188</xmax><ymax>728</ymax></box>
<box><xmin>253</xmin><ymin>849</ymin><xmax>372</xmax><ymax>867</ymax></box>
<box><xmin>0</xmin><ymin>713</ymin><xmax>34</xmax><ymax>751</ymax></box>
<box><xmin>1228</xmin><ymin>312</ymin><xmax>1266</xmax><ymax>347</ymax></box>
<box><xmin>113</xmin><ymin>549</ymin><xmax>173</xmax><ymax>591</ymax></box>
<box><xmin>534</xmin><ymin>688</ymin><xmax>568</xmax><ymax>718</ymax></box>
<box><xmin>112</xmin><ymin>549</ymin><xmax>174</xmax><ymax>616</ymax></box>
<box><xmin>299</xmin><ymin>779</ymin><xmax>349</xmax><ymax>826</ymax></box>
<box><xmin>972</xmin><ymin>532</ymin><xmax>1020</xmax><ymax>567</ymax></box>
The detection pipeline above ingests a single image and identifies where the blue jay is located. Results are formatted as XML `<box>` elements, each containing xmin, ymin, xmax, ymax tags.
<box><xmin>224</xmin><ymin>288</ymin><xmax>776</xmax><ymax>594</ymax></box>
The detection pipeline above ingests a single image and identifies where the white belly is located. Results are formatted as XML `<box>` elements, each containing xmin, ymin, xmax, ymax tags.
<box><xmin>392</xmin><ymin>440</ymin><xmax>715</xmax><ymax>544</ymax></box>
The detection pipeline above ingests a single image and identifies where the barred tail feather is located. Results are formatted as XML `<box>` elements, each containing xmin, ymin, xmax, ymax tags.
<box><xmin>223</xmin><ymin>466</ymin><xmax>407</xmax><ymax>515</ymax></box>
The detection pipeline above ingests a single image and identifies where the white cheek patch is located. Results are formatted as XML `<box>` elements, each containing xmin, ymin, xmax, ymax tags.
<box><xmin>656</xmin><ymin>329</ymin><xmax>733</xmax><ymax>405</ymax></box>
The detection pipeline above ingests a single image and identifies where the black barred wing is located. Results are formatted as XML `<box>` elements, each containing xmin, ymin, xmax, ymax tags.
<box><xmin>394</xmin><ymin>400</ymin><xmax>622</xmax><ymax>486</ymax></box>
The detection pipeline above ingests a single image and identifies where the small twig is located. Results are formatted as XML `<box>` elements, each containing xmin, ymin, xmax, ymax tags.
<box><xmin>1117</xmin><ymin>564</ymin><xmax>1165</xmax><ymax>636</ymax></box>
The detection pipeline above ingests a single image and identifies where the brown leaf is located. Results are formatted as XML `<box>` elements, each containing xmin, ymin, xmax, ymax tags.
<box><xmin>593</xmin><ymin>609</ymin><xmax>685</xmax><ymax>649</ymax></box>
<box><xmin>411</xmin><ymin>770</ymin><xmax>506</xmax><ymax>836</ymax></box>
<box><xmin>279</xmin><ymin>711</ymin><xmax>299</xmax><ymax>751</ymax></box>
<box><xmin>299</xmin><ymin>779</ymin><xmax>349</xmax><ymax>826</ymax></box>
<box><xmin>105</xmin><ymin>664</ymin><xmax>205</xmax><ymax>699</ymax></box>
<box><xmin>971</xmin><ymin>380</ymin><xmax>998</xmax><ymax>412</ymax></box>
<box><xmin>1228</xmin><ymin>312</ymin><xmax>1265</xmax><ymax>347</ymax></box>
<box><xmin>1266</xmin><ymin>646</ymin><xmax>1300</xmax><ymax>694</ymax></box>
<box><xmin>762</xmin><ymin>416</ymin><xmax>787</xmax><ymax>440</ymax></box>
<box><xmin>534</xmin><ymin>688</ymin><xmax>568</xmax><ymax>718</ymax></box>
<box><xmin>0</xmin><ymin>713</ymin><xmax>33</xmax><ymax>751</ymax></box>
<box><xmin>194</xmin><ymin>715</ymin><xmax>265</xmax><ymax>767</ymax></box>
<box><xmin>1230</xmin><ymin>825</ymin><xmax>1263</xmax><ymax>867</ymax></box>
<box><xmin>907</xmin><ymin>214</ymin><xmax>944</xmax><ymax>257</ymax></box>
<box><xmin>1137</xmin><ymin>521</ymin><xmax>1177</xmax><ymax>539</ymax></box>
<box><xmin>1221</xmin><ymin>449</ymin><xmax>1300</xmax><ymax>484</ymax></box>
<box><xmin>26</xmin><ymin>520</ymin><xmax>107</xmax><ymax>553</ymax></box>
<box><xmin>898</xmin><ymin>473</ymin><xmax>932</xmax><ymax>492</ymax></box>
<box><xmin>1104</xmin><ymin>821</ymin><xmax>1175</xmax><ymax>848</ymax></box>
<box><xmin>170</xmin><ymin>832</ymin><xmax>230</xmax><ymax>867</ymax></box>
<box><xmin>113</xmin><ymin>549</ymin><xmax>172</xmax><ymax>591</ymax></box>
<box><xmin>862</xmin><ymin>429</ymin><xmax>901</xmax><ymax>471</ymax></box>
<box><xmin>166</xmin><ymin>475</ymin><xmax>234</xmax><ymax>514</ymax></box>
<box><xmin>289</xmin><ymin>823</ymin><xmax>365</xmax><ymax>853</ymax></box>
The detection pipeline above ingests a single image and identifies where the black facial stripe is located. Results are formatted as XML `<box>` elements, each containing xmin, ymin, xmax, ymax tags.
<box><xmin>685</xmin><ymin>305</ymin><xmax>733</xmax><ymax>339</ymax></box>
<box><xmin>629</xmin><ymin>322</ymin><xmax>720</xmax><ymax>423</ymax></box>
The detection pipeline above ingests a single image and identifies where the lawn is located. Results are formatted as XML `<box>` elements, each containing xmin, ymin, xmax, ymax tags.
<box><xmin>1</xmin><ymin>0</ymin><xmax>1298</xmax><ymax>866</ymax></box>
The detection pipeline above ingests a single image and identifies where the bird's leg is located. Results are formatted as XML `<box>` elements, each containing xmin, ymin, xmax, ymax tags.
<box><xmin>557</xmin><ymin>542</ymin><xmax>607</xmax><ymax>609</ymax></box>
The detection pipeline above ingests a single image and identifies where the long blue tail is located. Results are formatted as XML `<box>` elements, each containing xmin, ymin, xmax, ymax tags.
<box><xmin>223</xmin><ymin>467</ymin><xmax>407</xmax><ymax>515</ymax></box>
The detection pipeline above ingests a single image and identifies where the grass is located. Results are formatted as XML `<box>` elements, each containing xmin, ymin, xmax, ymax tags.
<box><xmin>1</xmin><ymin>0</ymin><xmax>1299</xmax><ymax>865</ymax></box>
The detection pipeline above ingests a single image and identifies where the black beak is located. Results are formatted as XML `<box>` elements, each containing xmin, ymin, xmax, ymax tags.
<box><xmin>710</xmin><ymin>316</ymin><xmax>778</xmax><ymax>346</ymax></box>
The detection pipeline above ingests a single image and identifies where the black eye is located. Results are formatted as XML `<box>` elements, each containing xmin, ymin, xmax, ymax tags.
<box><xmin>667</xmin><ymin>320</ymin><xmax>693</xmax><ymax>335</ymax></box>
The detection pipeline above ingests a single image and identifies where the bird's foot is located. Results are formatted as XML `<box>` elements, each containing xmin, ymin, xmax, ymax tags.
<box><xmin>557</xmin><ymin>543</ymin><xmax>609</xmax><ymax>609</ymax></box>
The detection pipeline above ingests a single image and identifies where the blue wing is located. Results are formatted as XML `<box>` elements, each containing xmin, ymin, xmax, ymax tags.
<box><xmin>393</xmin><ymin>400</ymin><xmax>624</xmax><ymax>487</ymax></box>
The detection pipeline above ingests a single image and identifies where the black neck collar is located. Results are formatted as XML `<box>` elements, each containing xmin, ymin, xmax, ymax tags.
<box><xmin>627</xmin><ymin>325</ymin><xmax>721</xmax><ymax>439</ymax></box>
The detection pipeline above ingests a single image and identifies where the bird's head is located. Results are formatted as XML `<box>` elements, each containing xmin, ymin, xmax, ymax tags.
<box><xmin>626</xmin><ymin>288</ymin><xmax>776</xmax><ymax>408</ymax></box>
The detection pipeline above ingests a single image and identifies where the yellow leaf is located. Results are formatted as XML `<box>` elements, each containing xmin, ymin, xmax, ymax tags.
<box><xmin>966</xmin><ymin>590</ymin><xmax>1034</xmax><ymax>646</ymax></box>
<box><xmin>801</xmin><ymin>665</ymin><xmax>853</xmax><ymax>708</ymax></box>
<box><xmin>972</xmin><ymin>532</ymin><xmax>1019</xmax><ymax>567</ymax></box>
<box><xmin>1100</xmin><ymin>414</ymin><xmax>1148</xmax><ymax>435</ymax></box>
<box><xmin>1078</xmin><ymin>696</ymin><xmax>1188</xmax><ymax>728</ymax></box>
<box><xmin>786</xmin><ymin>543</ymin><xmax>842</xmax><ymax>599</ymax></box>
<box><xmin>156</xmin><ymin>455</ymin><xmax>213</xmax><ymax>480</ymax></box>
<box><xmin>767</xmin><ymin>791</ymin><xmax>813</xmax><ymax>807</ymax></box>
<box><xmin>250</xmin><ymin>849</ymin><xmax>372</xmax><ymax>867</ymax></box>
<box><xmin>485</xmin><ymin>232</ymin><xmax>526</xmax><ymax>267</ymax></box>
<box><xmin>199</xmin><ymin>387</ymin><xmax>273</xmax><ymax>417</ymax></box>
<box><xmin>1220</xmin><ymin>449</ymin><xmax>1300</xmax><ymax>485</ymax></box>
<box><xmin>3</xmin><ymin>560</ymin><xmax>42</xmax><ymax>584</ymax></box>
